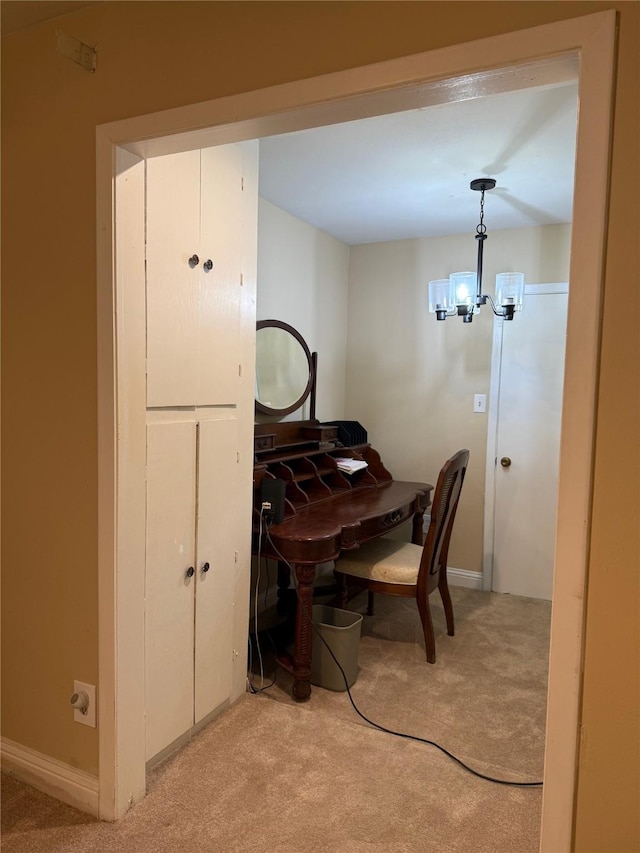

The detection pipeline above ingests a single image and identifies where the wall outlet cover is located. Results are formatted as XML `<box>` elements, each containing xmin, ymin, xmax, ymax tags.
<box><xmin>73</xmin><ymin>680</ymin><xmax>97</xmax><ymax>728</ymax></box>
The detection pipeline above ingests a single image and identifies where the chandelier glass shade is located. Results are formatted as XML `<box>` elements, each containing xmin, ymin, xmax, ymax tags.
<box><xmin>428</xmin><ymin>178</ymin><xmax>525</xmax><ymax>323</ymax></box>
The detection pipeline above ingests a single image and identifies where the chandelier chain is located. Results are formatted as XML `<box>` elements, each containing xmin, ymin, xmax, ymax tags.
<box><xmin>476</xmin><ymin>189</ymin><xmax>487</xmax><ymax>235</ymax></box>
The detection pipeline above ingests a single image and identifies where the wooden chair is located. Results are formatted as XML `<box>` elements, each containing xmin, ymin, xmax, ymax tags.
<box><xmin>335</xmin><ymin>449</ymin><xmax>469</xmax><ymax>663</ymax></box>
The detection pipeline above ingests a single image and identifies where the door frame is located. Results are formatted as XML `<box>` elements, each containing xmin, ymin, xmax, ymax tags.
<box><xmin>96</xmin><ymin>11</ymin><xmax>616</xmax><ymax>851</ymax></box>
<box><xmin>483</xmin><ymin>282</ymin><xmax>569</xmax><ymax>594</ymax></box>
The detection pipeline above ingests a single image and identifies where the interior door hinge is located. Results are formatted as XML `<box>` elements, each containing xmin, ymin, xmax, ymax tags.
<box><xmin>241</xmin><ymin>177</ymin><xmax>244</xmax><ymax>191</ymax></box>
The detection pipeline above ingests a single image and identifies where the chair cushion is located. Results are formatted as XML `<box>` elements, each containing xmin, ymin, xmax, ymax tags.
<box><xmin>337</xmin><ymin>537</ymin><xmax>422</xmax><ymax>585</ymax></box>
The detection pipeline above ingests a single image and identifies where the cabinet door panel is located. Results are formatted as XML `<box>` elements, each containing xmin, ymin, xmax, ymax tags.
<box><xmin>146</xmin><ymin>151</ymin><xmax>200</xmax><ymax>407</ymax></box>
<box><xmin>194</xmin><ymin>417</ymin><xmax>240</xmax><ymax>722</ymax></box>
<box><xmin>145</xmin><ymin>421</ymin><xmax>197</xmax><ymax>760</ymax></box>
<box><xmin>198</xmin><ymin>145</ymin><xmax>245</xmax><ymax>406</ymax></box>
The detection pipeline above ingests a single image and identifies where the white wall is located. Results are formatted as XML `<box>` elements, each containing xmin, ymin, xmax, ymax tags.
<box><xmin>257</xmin><ymin>198</ymin><xmax>350</xmax><ymax>421</ymax></box>
<box><xmin>346</xmin><ymin>224</ymin><xmax>571</xmax><ymax>572</ymax></box>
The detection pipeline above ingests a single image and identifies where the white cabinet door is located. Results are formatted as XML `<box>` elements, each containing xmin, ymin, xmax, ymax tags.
<box><xmin>146</xmin><ymin>143</ymin><xmax>253</xmax><ymax>409</ymax></box>
<box><xmin>144</xmin><ymin>141</ymin><xmax>257</xmax><ymax>757</ymax></box>
<box><xmin>145</xmin><ymin>421</ymin><xmax>197</xmax><ymax>761</ymax></box>
<box><xmin>146</xmin><ymin>151</ymin><xmax>201</xmax><ymax>408</ymax></box>
<box><xmin>194</xmin><ymin>417</ymin><xmax>240</xmax><ymax>722</ymax></box>
<box><xmin>198</xmin><ymin>145</ymin><xmax>245</xmax><ymax>407</ymax></box>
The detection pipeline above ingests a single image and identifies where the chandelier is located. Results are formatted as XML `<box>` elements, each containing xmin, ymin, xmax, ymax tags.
<box><xmin>428</xmin><ymin>178</ymin><xmax>525</xmax><ymax>323</ymax></box>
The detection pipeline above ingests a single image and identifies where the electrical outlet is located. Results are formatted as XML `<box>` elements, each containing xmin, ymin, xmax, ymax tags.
<box><xmin>72</xmin><ymin>680</ymin><xmax>96</xmax><ymax>728</ymax></box>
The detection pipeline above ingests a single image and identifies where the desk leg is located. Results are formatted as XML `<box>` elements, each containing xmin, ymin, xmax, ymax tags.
<box><xmin>276</xmin><ymin>560</ymin><xmax>293</xmax><ymax>616</ymax></box>
<box><xmin>291</xmin><ymin>564</ymin><xmax>316</xmax><ymax>702</ymax></box>
<box><xmin>412</xmin><ymin>509</ymin><xmax>426</xmax><ymax>546</ymax></box>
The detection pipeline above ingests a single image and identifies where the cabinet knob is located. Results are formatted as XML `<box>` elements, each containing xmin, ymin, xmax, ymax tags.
<box><xmin>203</xmin><ymin>259</ymin><xmax>213</xmax><ymax>272</ymax></box>
<box><xmin>188</xmin><ymin>254</ymin><xmax>199</xmax><ymax>268</ymax></box>
<box><xmin>202</xmin><ymin>562</ymin><xmax>210</xmax><ymax>573</ymax></box>
<box><xmin>185</xmin><ymin>566</ymin><xmax>195</xmax><ymax>578</ymax></box>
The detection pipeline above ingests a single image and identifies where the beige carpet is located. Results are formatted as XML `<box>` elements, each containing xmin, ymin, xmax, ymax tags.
<box><xmin>1</xmin><ymin>587</ymin><xmax>550</xmax><ymax>852</ymax></box>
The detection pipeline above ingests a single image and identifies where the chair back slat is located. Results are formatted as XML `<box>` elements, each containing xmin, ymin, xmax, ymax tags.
<box><xmin>419</xmin><ymin>450</ymin><xmax>469</xmax><ymax>586</ymax></box>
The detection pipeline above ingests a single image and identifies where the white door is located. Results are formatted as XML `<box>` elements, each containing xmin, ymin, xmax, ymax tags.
<box><xmin>194</xmin><ymin>417</ymin><xmax>240</xmax><ymax>722</ymax></box>
<box><xmin>198</xmin><ymin>145</ymin><xmax>245</xmax><ymax>406</ymax></box>
<box><xmin>146</xmin><ymin>150</ymin><xmax>201</xmax><ymax>408</ymax></box>
<box><xmin>145</xmin><ymin>420</ymin><xmax>197</xmax><ymax>761</ymax></box>
<box><xmin>490</xmin><ymin>284</ymin><xmax>568</xmax><ymax>599</ymax></box>
<box><xmin>146</xmin><ymin>143</ymin><xmax>248</xmax><ymax>409</ymax></box>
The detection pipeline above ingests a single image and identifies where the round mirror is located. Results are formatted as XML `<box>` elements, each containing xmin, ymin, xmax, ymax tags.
<box><xmin>255</xmin><ymin>320</ymin><xmax>314</xmax><ymax>416</ymax></box>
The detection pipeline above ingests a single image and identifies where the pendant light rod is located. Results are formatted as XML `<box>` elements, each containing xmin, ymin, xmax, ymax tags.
<box><xmin>471</xmin><ymin>177</ymin><xmax>495</xmax><ymax>314</ymax></box>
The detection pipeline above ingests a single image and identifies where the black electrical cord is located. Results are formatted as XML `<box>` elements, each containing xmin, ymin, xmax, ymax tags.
<box><xmin>262</xmin><ymin>515</ymin><xmax>543</xmax><ymax>789</ymax></box>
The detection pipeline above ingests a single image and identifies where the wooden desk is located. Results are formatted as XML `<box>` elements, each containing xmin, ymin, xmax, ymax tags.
<box><xmin>253</xmin><ymin>420</ymin><xmax>432</xmax><ymax>700</ymax></box>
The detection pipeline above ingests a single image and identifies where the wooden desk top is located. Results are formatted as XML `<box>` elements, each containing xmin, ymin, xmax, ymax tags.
<box><xmin>262</xmin><ymin>479</ymin><xmax>432</xmax><ymax>565</ymax></box>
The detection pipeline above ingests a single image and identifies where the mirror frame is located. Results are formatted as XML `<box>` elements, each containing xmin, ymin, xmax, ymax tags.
<box><xmin>255</xmin><ymin>319</ymin><xmax>316</xmax><ymax>417</ymax></box>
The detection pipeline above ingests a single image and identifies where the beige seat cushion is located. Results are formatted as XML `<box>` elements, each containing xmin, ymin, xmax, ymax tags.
<box><xmin>337</xmin><ymin>537</ymin><xmax>422</xmax><ymax>585</ymax></box>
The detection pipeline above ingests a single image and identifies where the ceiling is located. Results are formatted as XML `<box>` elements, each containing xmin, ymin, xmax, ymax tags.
<box><xmin>259</xmin><ymin>81</ymin><xmax>578</xmax><ymax>246</ymax></box>
<box><xmin>3</xmin><ymin>3</ymin><xmax>578</xmax><ymax>247</ymax></box>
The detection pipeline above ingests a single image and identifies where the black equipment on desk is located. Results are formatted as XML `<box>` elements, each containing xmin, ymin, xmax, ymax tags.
<box><xmin>321</xmin><ymin>420</ymin><xmax>368</xmax><ymax>447</ymax></box>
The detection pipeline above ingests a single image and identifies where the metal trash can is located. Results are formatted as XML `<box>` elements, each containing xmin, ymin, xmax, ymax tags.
<box><xmin>310</xmin><ymin>605</ymin><xmax>363</xmax><ymax>692</ymax></box>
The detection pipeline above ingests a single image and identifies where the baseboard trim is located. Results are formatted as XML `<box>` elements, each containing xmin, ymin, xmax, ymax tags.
<box><xmin>447</xmin><ymin>567</ymin><xmax>484</xmax><ymax>589</ymax></box>
<box><xmin>1</xmin><ymin>737</ymin><xmax>99</xmax><ymax>817</ymax></box>
<box><xmin>146</xmin><ymin>698</ymin><xmax>230</xmax><ymax>772</ymax></box>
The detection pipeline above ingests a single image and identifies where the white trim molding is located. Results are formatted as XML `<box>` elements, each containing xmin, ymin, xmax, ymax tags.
<box><xmin>448</xmin><ymin>567</ymin><xmax>484</xmax><ymax>590</ymax></box>
<box><xmin>1</xmin><ymin>738</ymin><xmax>99</xmax><ymax>817</ymax></box>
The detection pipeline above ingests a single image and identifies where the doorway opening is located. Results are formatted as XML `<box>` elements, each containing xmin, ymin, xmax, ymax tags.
<box><xmin>97</xmin><ymin>14</ymin><xmax>616</xmax><ymax>852</ymax></box>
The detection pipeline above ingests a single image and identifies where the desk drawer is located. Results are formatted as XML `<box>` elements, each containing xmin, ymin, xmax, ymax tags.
<box><xmin>254</xmin><ymin>434</ymin><xmax>276</xmax><ymax>453</ymax></box>
<box><xmin>340</xmin><ymin>502</ymin><xmax>418</xmax><ymax>549</ymax></box>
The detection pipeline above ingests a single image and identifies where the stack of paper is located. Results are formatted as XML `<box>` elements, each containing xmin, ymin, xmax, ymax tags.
<box><xmin>334</xmin><ymin>457</ymin><xmax>368</xmax><ymax>474</ymax></box>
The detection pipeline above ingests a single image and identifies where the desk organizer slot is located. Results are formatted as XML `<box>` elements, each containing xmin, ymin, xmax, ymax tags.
<box><xmin>253</xmin><ymin>421</ymin><xmax>396</xmax><ymax>524</ymax></box>
<box><xmin>298</xmin><ymin>477</ymin><xmax>332</xmax><ymax>501</ymax></box>
<box><xmin>342</xmin><ymin>467</ymin><xmax>378</xmax><ymax>487</ymax></box>
<box><xmin>285</xmin><ymin>480</ymin><xmax>310</xmax><ymax>507</ymax></box>
<box><xmin>359</xmin><ymin>446</ymin><xmax>392</xmax><ymax>481</ymax></box>
<box><xmin>315</xmin><ymin>453</ymin><xmax>340</xmax><ymax>473</ymax></box>
<box><xmin>285</xmin><ymin>456</ymin><xmax>320</xmax><ymax>482</ymax></box>
<box><xmin>269</xmin><ymin>462</ymin><xmax>295</xmax><ymax>481</ymax></box>
<box><xmin>320</xmin><ymin>470</ymin><xmax>353</xmax><ymax>493</ymax></box>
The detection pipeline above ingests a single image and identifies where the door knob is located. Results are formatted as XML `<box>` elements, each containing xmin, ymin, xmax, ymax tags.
<box><xmin>203</xmin><ymin>259</ymin><xmax>213</xmax><ymax>272</ymax></box>
<box><xmin>202</xmin><ymin>562</ymin><xmax>210</xmax><ymax>573</ymax></box>
<box><xmin>188</xmin><ymin>254</ymin><xmax>199</xmax><ymax>268</ymax></box>
<box><xmin>185</xmin><ymin>566</ymin><xmax>195</xmax><ymax>578</ymax></box>
<box><xmin>500</xmin><ymin>456</ymin><xmax>512</xmax><ymax>468</ymax></box>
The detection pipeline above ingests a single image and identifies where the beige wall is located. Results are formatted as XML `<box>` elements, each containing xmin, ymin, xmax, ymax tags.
<box><xmin>257</xmin><ymin>207</ymin><xmax>572</xmax><ymax>575</ymax></box>
<box><xmin>1</xmin><ymin>3</ymin><xmax>637</xmax><ymax>849</ymax></box>
<box><xmin>347</xmin><ymin>225</ymin><xmax>571</xmax><ymax>573</ymax></box>
<box><xmin>257</xmin><ymin>198</ymin><xmax>350</xmax><ymax>420</ymax></box>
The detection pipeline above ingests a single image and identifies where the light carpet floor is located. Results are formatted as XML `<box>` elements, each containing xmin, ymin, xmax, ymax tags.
<box><xmin>1</xmin><ymin>587</ymin><xmax>551</xmax><ymax>852</ymax></box>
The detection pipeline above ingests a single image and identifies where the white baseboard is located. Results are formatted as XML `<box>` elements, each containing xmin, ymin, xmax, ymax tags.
<box><xmin>447</xmin><ymin>567</ymin><xmax>484</xmax><ymax>589</ymax></box>
<box><xmin>1</xmin><ymin>737</ymin><xmax>99</xmax><ymax>817</ymax></box>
